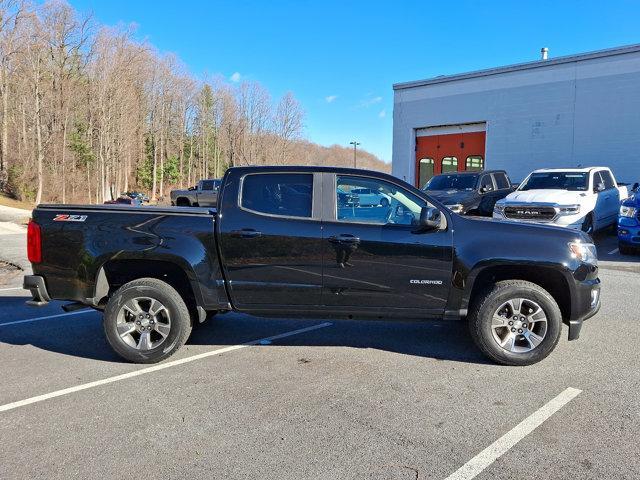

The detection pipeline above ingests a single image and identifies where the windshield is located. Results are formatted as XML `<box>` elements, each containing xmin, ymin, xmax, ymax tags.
<box><xmin>424</xmin><ymin>174</ymin><xmax>477</xmax><ymax>191</ymax></box>
<box><xmin>518</xmin><ymin>172</ymin><xmax>588</xmax><ymax>191</ymax></box>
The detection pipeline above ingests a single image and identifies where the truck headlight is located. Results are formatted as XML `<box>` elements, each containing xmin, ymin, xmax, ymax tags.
<box><xmin>558</xmin><ymin>204</ymin><xmax>580</xmax><ymax>215</ymax></box>
<box><xmin>619</xmin><ymin>205</ymin><xmax>637</xmax><ymax>218</ymax></box>
<box><xmin>447</xmin><ymin>204</ymin><xmax>464</xmax><ymax>213</ymax></box>
<box><xmin>494</xmin><ymin>203</ymin><xmax>505</xmax><ymax>213</ymax></box>
<box><xmin>569</xmin><ymin>242</ymin><xmax>597</xmax><ymax>265</ymax></box>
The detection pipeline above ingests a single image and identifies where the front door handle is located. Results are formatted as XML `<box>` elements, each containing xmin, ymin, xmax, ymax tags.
<box><xmin>231</xmin><ymin>229</ymin><xmax>262</xmax><ymax>239</ymax></box>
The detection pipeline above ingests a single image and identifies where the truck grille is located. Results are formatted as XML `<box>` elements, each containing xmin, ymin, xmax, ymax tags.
<box><xmin>503</xmin><ymin>206</ymin><xmax>557</xmax><ymax>221</ymax></box>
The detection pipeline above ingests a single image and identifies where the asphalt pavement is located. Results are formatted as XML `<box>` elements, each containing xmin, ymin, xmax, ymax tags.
<box><xmin>0</xmin><ymin>227</ymin><xmax>639</xmax><ymax>480</ymax></box>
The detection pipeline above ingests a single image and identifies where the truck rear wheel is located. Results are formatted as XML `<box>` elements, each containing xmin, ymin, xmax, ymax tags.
<box><xmin>103</xmin><ymin>278</ymin><xmax>192</xmax><ymax>364</ymax></box>
<box><xmin>468</xmin><ymin>280</ymin><xmax>562</xmax><ymax>366</ymax></box>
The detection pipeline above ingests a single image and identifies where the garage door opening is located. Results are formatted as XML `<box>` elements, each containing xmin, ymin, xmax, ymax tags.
<box><xmin>415</xmin><ymin>123</ymin><xmax>486</xmax><ymax>188</ymax></box>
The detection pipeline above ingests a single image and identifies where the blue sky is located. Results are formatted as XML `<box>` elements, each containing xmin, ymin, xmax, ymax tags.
<box><xmin>70</xmin><ymin>0</ymin><xmax>640</xmax><ymax>163</ymax></box>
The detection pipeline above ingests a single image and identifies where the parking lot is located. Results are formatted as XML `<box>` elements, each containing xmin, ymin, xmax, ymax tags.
<box><xmin>0</xmin><ymin>228</ymin><xmax>639</xmax><ymax>480</ymax></box>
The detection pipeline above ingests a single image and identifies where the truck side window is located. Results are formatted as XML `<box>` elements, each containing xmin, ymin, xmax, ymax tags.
<box><xmin>600</xmin><ymin>171</ymin><xmax>615</xmax><ymax>190</ymax></box>
<box><xmin>493</xmin><ymin>173</ymin><xmax>510</xmax><ymax>190</ymax></box>
<box><xmin>337</xmin><ymin>175</ymin><xmax>429</xmax><ymax>226</ymax></box>
<box><xmin>479</xmin><ymin>174</ymin><xmax>493</xmax><ymax>191</ymax></box>
<box><xmin>592</xmin><ymin>171</ymin><xmax>604</xmax><ymax>192</ymax></box>
<box><xmin>241</xmin><ymin>173</ymin><xmax>313</xmax><ymax>218</ymax></box>
<box><xmin>201</xmin><ymin>180</ymin><xmax>217</xmax><ymax>191</ymax></box>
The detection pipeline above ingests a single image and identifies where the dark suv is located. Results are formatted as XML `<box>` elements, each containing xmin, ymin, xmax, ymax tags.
<box><xmin>423</xmin><ymin>170</ymin><xmax>515</xmax><ymax>216</ymax></box>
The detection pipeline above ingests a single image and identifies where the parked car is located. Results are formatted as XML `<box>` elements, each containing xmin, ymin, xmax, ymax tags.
<box><xmin>493</xmin><ymin>167</ymin><xmax>629</xmax><ymax>233</ymax></box>
<box><xmin>122</xmin><ymin>191</ymin><xmax>149</xmax><ymax>203</ymax></box>
<box><xmin>24</xmin><ymin>166</ymin><xmax>600</xmax><ymax>367</ymax></box>
<box><xmin>103</xmin><ymin>196</ymin><xmax>142</xmax><ymax>206</ymax></box>
<box><xmin>422</xmin><ymin>170</ymin><xmax>515</xmax><ymax>216</ymax></box>
<box><xmin>618</xmin><ymin>191</ymin><xmax>640</xmax><ymax>255</ymax></box>
<box><xmin>350</xmin><ymin>187</ymin><xmax>391</xmax><ymax>207</ymax></box>
<box><xmin>170</xmin><ymin>179</ymin><xmax>221</xmax><ymax>207</ymax></box>
<box><xmin>337</xmin><ymin>187</ymin><xmax>359</xmax><ymax>207</ymax></box>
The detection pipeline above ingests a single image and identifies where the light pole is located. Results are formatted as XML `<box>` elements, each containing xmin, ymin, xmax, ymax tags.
<box><xmin>349</xmin><ymin>141</ymin><xmax>360</xmax><ymax>168</ymax></box>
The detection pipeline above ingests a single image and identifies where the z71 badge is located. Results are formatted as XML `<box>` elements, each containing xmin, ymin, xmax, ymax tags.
<box><xmin>53</xmin><ymin>214</ymin><xmax>87</xmax><ymax>222</ymax></box>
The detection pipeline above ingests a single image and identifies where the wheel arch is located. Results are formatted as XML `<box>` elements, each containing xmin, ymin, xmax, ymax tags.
<box><xmin>93</xmin><ymin>259</ymin><xmax>205</xmax><ymax>323</ymax></box>
<box><xmin>463</xmin><ymin>264</ymin><xmax>572</xmax><ymax>321</ymax></box>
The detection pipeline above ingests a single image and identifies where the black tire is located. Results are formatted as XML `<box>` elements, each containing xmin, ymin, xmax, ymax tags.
<box><xmin>468</xmin><ymin>280</ymin><xmax>563</xmax><ymax>366</ymax></box>
<box><xmin>619</xmin><ymin>244</ymin><xmax>635</xmax><ymax>255</ymax></box>
<box><xmin>380</xmin><ymin>198</ymin><xmax>389</xmax><ymax>207</ymax></box>
<box><xmin>581</xmin><ymin>214</ymin><xmax>594</xmax><ymax>234</ymax></box>
<box><xmin>175</xmin><ymin>197</ymin><xmax>191</xmax><ymax>207</ymax></box>
<box><xmin>103</xmin><ymin>278</ymin><xmax>192</xmax><ymax>364</ymax></box>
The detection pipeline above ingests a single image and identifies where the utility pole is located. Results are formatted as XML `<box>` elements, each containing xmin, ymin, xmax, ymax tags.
<box><xmin>349</xmin><ymin>141</ymin><xmax>360</xmax><ymax>168</ymax></box>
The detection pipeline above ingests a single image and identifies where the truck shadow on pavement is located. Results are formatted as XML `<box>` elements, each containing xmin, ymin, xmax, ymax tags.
<box><xmin>0</xmin><ymin>299</ymin><xmax>490</xmax><ymax>365</ymax></box>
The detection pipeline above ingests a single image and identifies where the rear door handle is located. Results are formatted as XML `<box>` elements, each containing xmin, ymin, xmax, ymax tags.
<box><xmin>230</xmin><ymin>229</ymin><xmax>262</xmax><ymax>239</ymax></box>
<box><xmin>329</xmin><ymin>234</ymin><xmax>360</xmax><ymax>244</ymax></box>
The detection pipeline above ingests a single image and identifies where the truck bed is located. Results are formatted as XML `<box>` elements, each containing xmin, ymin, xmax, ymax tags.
<box><xmin>30</xmin><ymin>203</ymin><xmax>228</xmax><ymax>311</ymax></box>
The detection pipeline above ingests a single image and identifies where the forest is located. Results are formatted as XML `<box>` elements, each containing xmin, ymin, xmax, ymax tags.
<box><xmin>0</xmin><ymin>0</ymin><xmax>389</xmax><ymax>205</ymax></box>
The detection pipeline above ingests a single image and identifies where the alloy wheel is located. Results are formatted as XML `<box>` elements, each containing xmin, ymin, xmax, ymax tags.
<box><xmin>116</xmin><ymin>297</ymin><xmax>171</xmax><ymax>350</ymax></box>
<box><xmin>491</xmin><ymin>298</ymin><xmax>548</xmax><ymax>353</ymax></box>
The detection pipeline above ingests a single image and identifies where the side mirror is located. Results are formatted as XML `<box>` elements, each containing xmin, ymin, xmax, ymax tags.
<box><xmin>416</xmin><ymin>206</ymin><xmax>441</xmax><ymax>232</ymax></box>
<box><xmin>595</xmin><ymin>182</ymin><xmax>605</xmax><ymax>193</ymax></box>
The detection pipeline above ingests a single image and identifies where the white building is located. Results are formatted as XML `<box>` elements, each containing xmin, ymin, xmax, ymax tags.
<box><xmin>392</xmin><ymin>44</ymin><xmax>640</xmax><ymax>187</ymax></box>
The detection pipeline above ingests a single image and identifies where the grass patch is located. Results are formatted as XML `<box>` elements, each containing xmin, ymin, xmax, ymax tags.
<box><xmin>0</xmin><ymin>193</ymin><xmax>34</xmax><ymax>211</ymax></box>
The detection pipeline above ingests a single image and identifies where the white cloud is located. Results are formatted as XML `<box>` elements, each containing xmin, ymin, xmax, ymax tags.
<box><xmin>230</xmin><ymin>72</ymin><xmax>242</xmax><ymax>82</ymax></box>
<box><xmin>378</xmin><ymin>109</ymin><xmax>386</xmax><ymax>118</ymax></box>
<box><xmin>325</xmin><ymin>95</ymin><xmax>338</xmax><ymax>103</ymax></box>
<box><xmin>359</xmin><ymin>95</ymin><xmax>383</xmax><ymax>108</ymax></box>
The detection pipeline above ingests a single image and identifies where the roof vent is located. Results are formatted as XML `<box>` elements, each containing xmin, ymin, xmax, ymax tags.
<box><xmin>541</xmin><ymin>47</ymin><xmax>549</xmax><ymax>60</ymax></box>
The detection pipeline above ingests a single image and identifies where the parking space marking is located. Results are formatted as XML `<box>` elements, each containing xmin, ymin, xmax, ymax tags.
<box><xmin>0</xmin><ymin>309</ymin><xmax>95</xmax><ymax>327</ymax></box>
<box><xmin>0</xmin><ymin>321</ymin><xmax>333</xmax><ymax>413</ymax></box>
<box><xmin>608</xmin><ymin>248</ymin><xmax>619</xmax><ymax>255</ymax></box>
<box><xmin>445</xmin><ymin>387</ymin><xmax>582</xmax><ymax>480</ymax></box>
<box><xmin>0</xmin><ymin>287</ymin><xmax>23</xmax><ymax>292</ymax></box>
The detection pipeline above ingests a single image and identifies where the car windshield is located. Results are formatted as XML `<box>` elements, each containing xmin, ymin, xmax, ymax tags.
<box><xmin>518</xmin><ymin>172</ymin><xmax>588</xmax><ymax>191</ymax></box>
<box><xmin>424</xmin><ymin>174</ymin><xmax>477</xmax><ymax>191</ymax></box>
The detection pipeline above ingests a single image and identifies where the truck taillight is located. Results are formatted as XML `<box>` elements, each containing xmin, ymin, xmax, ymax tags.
<box><xmin>27</xmin><ymin>220</ymin><xmax>42</xmax><ymax>264</ymax></box>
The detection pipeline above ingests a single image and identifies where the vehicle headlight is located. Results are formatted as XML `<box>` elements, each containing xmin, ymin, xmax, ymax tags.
<box><xmin>619</xmin><ymin>205</ymin><xmax>637</xmax><ymax>218</ymax></box>
<box><xmin>447</xmin><ymin>204</ymin><xmax>464</xmax><ymax>213</ymax></box>
<box><xmin>569</xmin><ymin>242</ymin><xmax>597</xmax><ymax>265</ymax></box>
<box><xmin>557</xmin><ymin>204</ymin><xmax>580</xmax><ymax>215</ymax></box>
<box><xmin>494</xmin><ymin>203</ymin><xmax>505</xmax><ymax>213</ymax></box>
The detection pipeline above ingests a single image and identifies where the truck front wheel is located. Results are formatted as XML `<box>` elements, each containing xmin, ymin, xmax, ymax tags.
<box><xmin>103</xmin><ymin>278</ymin><xmax>192</xmax><ymax>364</ymax></box>
<box><xmin>468</xmin><ymin>280</ymin><xmax>562</xmax><ymax>366</ymax></box>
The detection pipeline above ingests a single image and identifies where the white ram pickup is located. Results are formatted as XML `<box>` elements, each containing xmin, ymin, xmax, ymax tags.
<box><xmin>493</xmin><ymin>167</ymin><xmax>629</xmax><ymax>233</ymax></box>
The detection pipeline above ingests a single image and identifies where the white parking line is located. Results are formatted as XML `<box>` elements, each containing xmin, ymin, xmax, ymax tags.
<box><xmin>0</xmin><ymin>309</ymin><xmax>95</xmax><ymax>327</ymax></box>
<box><xmin>0</xmin><ymin>287</ymin><xmax>23</xmax><ymax>292</ymax></box>
<box><xmin>608</xmin><ymin>248</ymin><xmax>619</xmax><ymax>255</ymax></box>
<box><xmin>0</xmin><ymin>321</ymin><xmax>333</xmax><ymax>413</ymax></box>
<box><xmin>445</xmin><ymin>387</ymin><xmax>582</xmax><ymax>480</ymax></box>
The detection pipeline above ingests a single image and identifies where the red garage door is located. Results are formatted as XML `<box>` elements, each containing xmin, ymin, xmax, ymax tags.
<box><xmin>415</xmin><ymin>125</ymin><xmax>486</xmax><ymax>188</ymax></box>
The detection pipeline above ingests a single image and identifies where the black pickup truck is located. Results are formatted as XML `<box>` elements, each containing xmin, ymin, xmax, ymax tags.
<box><xmin>24</xmin><ymin>166</ymin><xmax>601</xmax><ymax>366</ymax></box>
<box><xmin>422</xmin><ymin>170</ymin><xmax>515</xmax><ymax>216</ymax></box>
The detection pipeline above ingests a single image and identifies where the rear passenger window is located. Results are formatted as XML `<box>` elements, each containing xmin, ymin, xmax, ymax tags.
<box><xmin>241</xmin><ymin>173</ymin><xmax>313</xmax><ymax>218</ymax></box>
<box><xmin>493</xmin><ymin>173</ymin><xmax>510</xmax><ymax>189</ymax></box>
